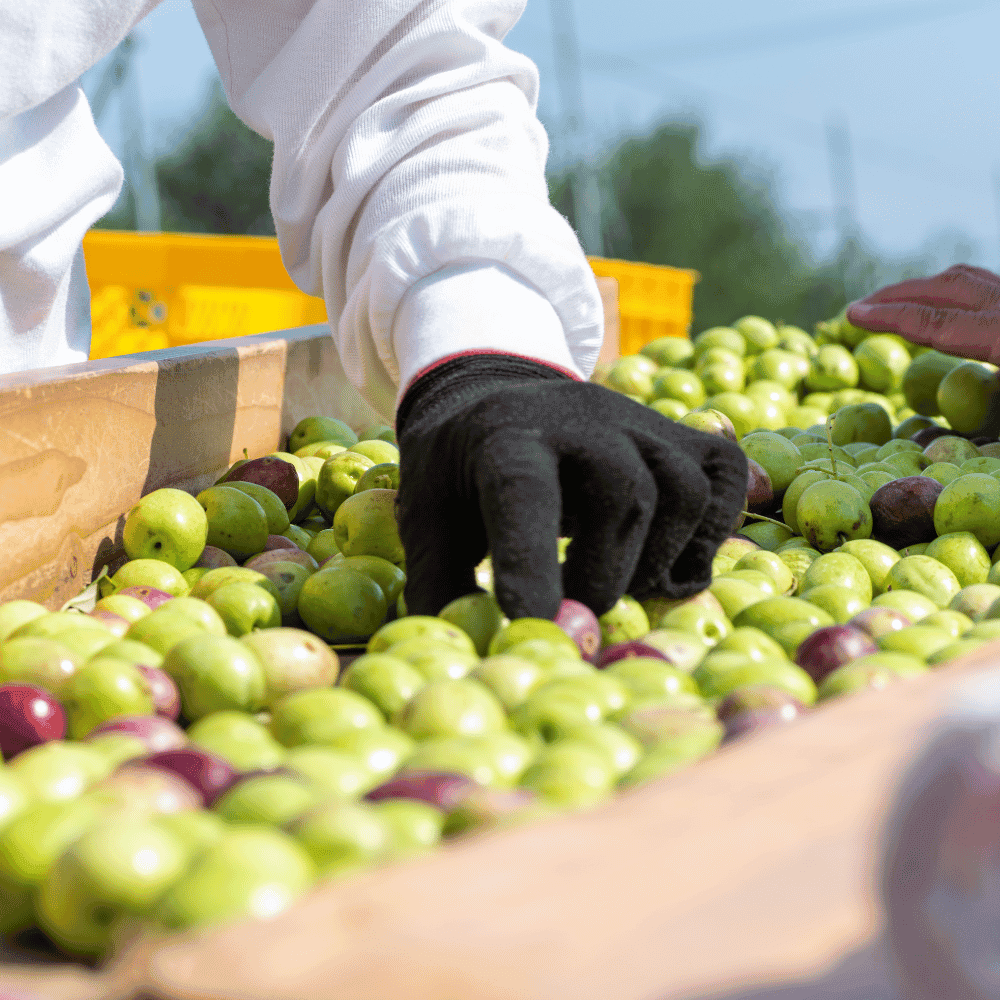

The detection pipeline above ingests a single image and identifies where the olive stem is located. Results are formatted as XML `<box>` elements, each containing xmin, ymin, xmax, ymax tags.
<box><xmin>741</xmin><ymin>511</ymin><xmax>788</xmax><ymax>528</ymax></box>
<box><xmin>825</xmin><ymin>414</ymin><xmax>841</xmax><ymax>479</ymax></box>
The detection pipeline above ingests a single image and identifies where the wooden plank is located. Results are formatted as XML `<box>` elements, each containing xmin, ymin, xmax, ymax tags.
<box><xmin>0</xmin><ymin>326</ymin><xmax>379</xmax><ymax>610</ymax></box>
<box><xmin>0</xmin><ymin>958</ymin><xmax>103</xmax><ymax>1000</ymax></box>
<box><xmin>596</xmin><ymin>275</ymin><xmax>621</xmax><ymax>360</ymax></box>
<box><xmin>593</xmin><ymin>276</ymin><xmax>621</xmax><ymax>382</ymax></box>
<box><xmin>2</xmin><ymin>647</ymin><xmax>971</xmax><ymax>1000</ymax></box>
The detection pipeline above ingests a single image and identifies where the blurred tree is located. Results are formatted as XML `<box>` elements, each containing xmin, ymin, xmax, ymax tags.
<box><xmin>96</xmin><ymin>79</ymin><xmax>275</xmax><ymax>235</ymax></box>
<box><xmin>157</xmin><ymin>80</ymin><xmax>275</xmax><ymax>235</ymax></box>
<box><xmin>550</xmin><ymin>121</ymin><xmax>845</xmax><ymax>332</ymax></box>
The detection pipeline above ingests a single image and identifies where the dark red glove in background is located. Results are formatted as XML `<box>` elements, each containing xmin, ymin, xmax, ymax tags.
<box><xmin>847</xmin><ymin>264</ymin><xmax>1000</xmax><ymax>365</ymax></box>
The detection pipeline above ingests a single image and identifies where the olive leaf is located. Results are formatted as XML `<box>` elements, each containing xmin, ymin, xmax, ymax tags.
<box><xmin>59</xmin><ymin>566</ymin><xmax>110</xmax><ymax>615</ymax></box>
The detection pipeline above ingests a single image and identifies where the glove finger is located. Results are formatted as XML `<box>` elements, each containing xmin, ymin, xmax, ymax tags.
<box><xmin>558</xmin><ymin>436</ymin><xmax>658</xmax><ymax>616</ymax></box>
<box><xmin>849</xmin><ymin>264</ymin><xmax>1000</xmax><ymax>311</ymax></box>
<box><xmin>474</xmin><ymin>433</ymin><xmax>563</xmax><ymax>621</ymax></box>
<box><xmin>397</xmin><ymin>490</ymin><xmax>486</xmax><ymax>617</ymax></box>
<box><xmin>629</xmin><ymin>427</ymin><xmax>748</xmax><ymax>600</ymax></box>
<box><xmin>843</xmin><ymin>302</ymin><xmax>1000</xmax><ymax>366</ymax></box>
<box><xmin>560</xmin><ymin>396</ymin><xmax>747</xmax><ymax>599</ymax></box>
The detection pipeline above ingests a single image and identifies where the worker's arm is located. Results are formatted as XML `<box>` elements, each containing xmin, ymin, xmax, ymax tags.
<box><xmin>193</xmin><ymin>0</ymin><xmax>603</xmax><ymax>417</ymax></box>
<box><xmin>847</xmin><ymin>264</ymin><xmax>1000</xmax><ymax>365</ymax></box>
<box><xmin>0</xmin><ymin>1</ymin><xmax>159</xmax><ymax>375</ymax></box>
<box><xmin>198</xmin><ymin>0</ymin><xmax>747</xmax><ymax>617</ymax></box>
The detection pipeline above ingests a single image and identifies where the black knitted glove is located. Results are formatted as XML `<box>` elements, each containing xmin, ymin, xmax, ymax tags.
<box><xmin>395</xmin><ymin>354</ymin><xmax>748</xmax><ymax>620</ymax></box>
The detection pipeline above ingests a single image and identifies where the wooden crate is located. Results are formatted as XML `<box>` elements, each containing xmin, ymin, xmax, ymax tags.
<box><xmin>0</xmin><ymin>317</ymin><xmax>993</xmax><ymax>1000</ymax></box>
<box><xmin>588</xmin><ymin>257</ymin><xmax>698</xmax><ymax>356</ymax></box>
<box><xmin>83</xmin><ymin>231</ymin><xmax>629</xmax><ymax>364</ymax></box>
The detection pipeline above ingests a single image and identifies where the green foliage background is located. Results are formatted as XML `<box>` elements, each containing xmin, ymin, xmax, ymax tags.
<box><xmin>98</xmin><ymin>83</ymin><xmax>956</xmax><ymax>333</ymax></box>
<box><xmin>549</xmin><ymin>123</ymin><xmax>846</xmax><ymax>332</ymax></box>
<box><xmin>97</xmin><ymin>81</ymin><xmax>274</xmax><ymax>237</ymax></box>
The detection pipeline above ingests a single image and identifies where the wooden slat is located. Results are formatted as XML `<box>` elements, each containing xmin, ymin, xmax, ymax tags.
<box><xmin>0</xmin><ymin>960</ymin><xmax>103</xmax><ymax>1000</ymax></box>
<box><xmin>593</xmin><ymin>275</ymin><xmax>621</xmax><ymax>380</ymax></box>
<box><xmin>2</xmin><ymin>646</ymin><xmax>988</xmax><ymax>1000</ymax></box>
<box><xmin>0</xmin><ymin>326</ymin><xmax>380</xmax><ymax>609</ymax></box>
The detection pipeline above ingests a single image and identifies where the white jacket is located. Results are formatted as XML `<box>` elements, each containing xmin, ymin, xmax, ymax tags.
<box><xmin>0</xmin><ymin>0</ymin><xmax>603</xmax><ymax>416</ymax></box>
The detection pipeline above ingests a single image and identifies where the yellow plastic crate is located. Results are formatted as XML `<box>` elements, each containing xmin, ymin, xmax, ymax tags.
<box><xmin>83</xmin><ymin>231</ymin><xmax>328</xmax><ymax>359</ymax></box>
<box><xmin>83</xmin><ymin>233</ymin><xmax>696</xmax><ymax>362</ymax></box>
<box><xmin>588</xmin><ymin>256</ymin><xmax>698</xmax><ymax>357</ymax></box>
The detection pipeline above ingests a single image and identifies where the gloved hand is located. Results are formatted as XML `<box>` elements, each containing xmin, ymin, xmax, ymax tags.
<box><xmin>395</xmin><ymin>354</ymin><xmax>749</xmax><ymax>620</ymax></box>
<box><xmin>847</xmin><ymin>264</ymin><xmax>1000</xmax><ymax>365</ymax></box>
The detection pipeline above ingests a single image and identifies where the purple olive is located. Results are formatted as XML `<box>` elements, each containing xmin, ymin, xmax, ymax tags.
<box><xmin>716</xmin><ymin>685</ymin><xmax>806</xmax><ymax>723</ymax></box>
<box><xmin>795</xmin><ymin>625</ymin><xmax>877</xmax><ymax>683</ymax></box>
<box><xmin>365</xmin><ymin>770</ymin><xmax>477</xmax><ymax>812</ymax></box>
<box><xmin>194</xmin><ymin>545</ymin><xmax>239</xmax><ymax>570</ymax></box>
<box><xmin>0</xmin><ymin>683</ymin><xmax>66</xmax><ymax>760</ymax></box>
<box><xmin>243</xmin><ymin>549</ymin><xmax>319</xmax><ymax>573</ymax></box>
<box><xmin>93</xmin><ymin>763</ymin><xmax>202</xmax><ymax>816</ymax></box>
<box><xmin>722</xmin><ymin>708</ymin><xmax>796</xmax><ymax>744</ymax></box>
<box><xmin>869</xmin><ymin>477</ymin><xmax>943</xmax><ymax>550</ymax></box>
<box><xmin>718</xmin><ymin>685</ymin><xmax>806</xmax><ymax>744</ymax></box>
<box><xmin>745</xmin><ymin>458</ymin><xmax>775</xmax><ymax>513</ymax></box>
<box><xmin>89</xmin><ymin>714</ymin><xmax>187</xmax><ymax>754</ymax></box>
<box><xmin>264</xmin><ymin>535</ymin><xmax>300</xmax><ymax>552</ymax></box>
<box><xmin>554</xmin><ymin>599</ymin><xmax>602</xmax><ymax>664</ymax></box>
<box><xmin>910</xmin><ymin>426</ymin><xmax>952</xmax><ymax>448</ymax></box>
<box><xmin>116</xmin><ymin>586</ymin><xmax>174</xmax><ymax>611</ymax></box>
<box><xmin>598</xmin><ymin>640</ymin><xmax>670</xmax><ymax>669</ymax></box>
<box><xmin>135</xmin><ymin>664</ymin><xmax>181</xmax><ymax>720</ymax></box>
<box><xmin>849</xmin><ymin>606</ymin><xmax>913</xmax><ymax>642</ymax></box>
<box><xmin>220</xmin><ymin>456</ymin><xmax>301</xmax><ymax>510</ymax></box>
<box><xmin>87</xmin><ymin>610</ymin><xmax>130</xmax><ymax>637</ymax></box>
<box><xmin>142</xmin><ymin>748</ymin><xmax>239</xmax><ymax>807</ymax></box>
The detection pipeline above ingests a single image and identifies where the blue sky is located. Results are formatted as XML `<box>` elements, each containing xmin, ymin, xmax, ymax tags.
<box><xmin>83</xmin><ymin>0</ymin><xmax>1000</xmax><ymax>271</ymax></box>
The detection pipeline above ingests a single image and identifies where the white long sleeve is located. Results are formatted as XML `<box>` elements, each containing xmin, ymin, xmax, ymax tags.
<box><xmin>0</xmin><ymin>0</ymin><xmax>159</xmax><ymax>375</ymax></box>
<box><xmin>0</xmin><ymin>0</ymin><xmax>604</xmax><ymax>415</ymax></box>
<box><xmin>0</xmin><ymin>85</ymin><xmax>120</xmax><ymax>373</ymax></box>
